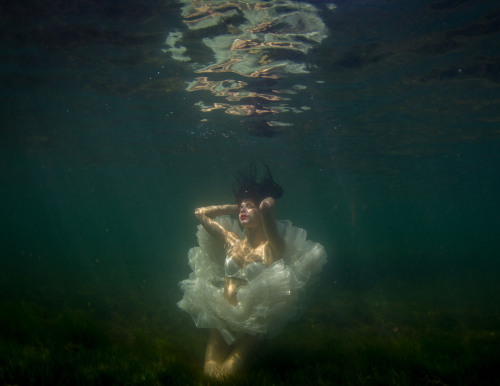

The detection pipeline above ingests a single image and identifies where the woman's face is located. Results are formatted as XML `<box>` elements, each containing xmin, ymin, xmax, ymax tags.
<box><xmin>239</xmin><ymin>199</ymin><xmax>261</xmax><ymax>228</ymax></box>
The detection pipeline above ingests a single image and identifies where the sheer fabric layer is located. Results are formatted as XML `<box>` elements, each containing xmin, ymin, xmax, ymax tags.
<box><xmin>177</xmin><ymin>216</ymin><xmax>327</xmax><ymax>345</ymax></box>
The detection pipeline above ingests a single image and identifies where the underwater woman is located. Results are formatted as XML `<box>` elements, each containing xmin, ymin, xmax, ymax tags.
<box><xmin>177</xmin><ymin>164</ymin><xmax>327</xmax><ymax>379</ymax></box>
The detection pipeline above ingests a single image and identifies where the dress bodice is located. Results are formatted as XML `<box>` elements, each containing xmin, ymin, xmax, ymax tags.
<box><xmin>224</xmin><ymin>239</ymin><xmax>268</xmax><ymax>281</ymax></box>
<box><xmin>224</xmin><ymin>256</ymin><xmax>266</xmax><ymax>281</ymax></box>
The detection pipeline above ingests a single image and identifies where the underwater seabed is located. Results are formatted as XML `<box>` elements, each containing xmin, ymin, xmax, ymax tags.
<box><xmin>0</xmin><ymin>260</ymin><xmax>498</xmax><ymax>386</ymax></box>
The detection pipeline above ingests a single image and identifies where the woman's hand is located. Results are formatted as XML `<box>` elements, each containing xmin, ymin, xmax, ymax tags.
<box><xmin>259</xmin><ymin>197</ymin><xmax>275</xmax><ymax>213</ymax></box>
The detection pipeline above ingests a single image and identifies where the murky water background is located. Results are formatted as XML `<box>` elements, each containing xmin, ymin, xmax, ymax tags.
<box><xmin>1</xmin><ymin>0</ymin><xmax>499</xmax><ymax>384</ymax></box>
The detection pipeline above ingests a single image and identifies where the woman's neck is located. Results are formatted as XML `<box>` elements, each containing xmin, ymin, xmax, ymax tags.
<box><xmin>245</xmin><ymin>226</ymin><xmax>266</xmax><ymax>248</ymax></box>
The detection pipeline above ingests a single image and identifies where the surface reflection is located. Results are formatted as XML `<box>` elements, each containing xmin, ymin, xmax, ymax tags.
<box><xmin>165</xmin><ymin>0</ymin><xmax>333</xmax><ymax>134</ymax></box>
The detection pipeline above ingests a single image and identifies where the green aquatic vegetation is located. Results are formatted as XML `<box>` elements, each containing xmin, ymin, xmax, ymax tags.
<box><xmin>0</xmin><ymin>275</ymin><xmax>499</xmax><ymax>385</ymax></box>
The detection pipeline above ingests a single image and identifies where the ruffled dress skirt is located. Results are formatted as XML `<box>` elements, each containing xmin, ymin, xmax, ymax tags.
<box><xmin>177</xmin><ymin>216</ymin><xmax>327</xmax><ymax>345</ymax></box>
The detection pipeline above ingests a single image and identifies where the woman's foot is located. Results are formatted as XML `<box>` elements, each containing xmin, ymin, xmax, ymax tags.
<box><xmin>204</xmin><ymin>360</ymin><xmax>224</xmax><ymax>379</ymax></box>
<box><xmin>220</xmin><ymin>353</ymin><xmax>243</xmax><ymax>378</ymax></box>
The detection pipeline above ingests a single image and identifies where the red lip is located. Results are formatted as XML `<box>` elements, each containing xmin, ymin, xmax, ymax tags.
<box><xmin>240</xmin><ymin>215</ymin><xmax>247</xmax><ymax>220</ymax></box>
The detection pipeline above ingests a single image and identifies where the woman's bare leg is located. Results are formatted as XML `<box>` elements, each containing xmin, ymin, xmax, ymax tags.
<box><xmin>220</xmin><ymin>335</ymin><xmax>265</xmax><ymax>377</ymax></box>
<box><xmin>204</xmin><ymin>329</ymin><xmax>231</xmax><ymax>378</ymax></box>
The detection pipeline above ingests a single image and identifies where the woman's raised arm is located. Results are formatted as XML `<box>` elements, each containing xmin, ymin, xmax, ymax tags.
<box><xmin>194</xmin><ymin>204</ymin><xmax>239</xmax><ymax>244</ymax></box>
<box><xmin>259</xmin><ymin>197</ymin><xmax>285</xmax><ymax>263</ymax></box>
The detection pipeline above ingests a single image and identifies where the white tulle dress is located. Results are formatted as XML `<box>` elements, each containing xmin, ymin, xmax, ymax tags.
<box><xmin>177</xmin><ymin>216</ymin><xmax>327</xmax><ymax>345</ymax></box>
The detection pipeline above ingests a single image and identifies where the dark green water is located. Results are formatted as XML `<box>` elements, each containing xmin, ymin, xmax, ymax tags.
<box><xmin>1</xmin><ymin>0</ymin><xmax>499</xmax><ymax>384</ymax></box>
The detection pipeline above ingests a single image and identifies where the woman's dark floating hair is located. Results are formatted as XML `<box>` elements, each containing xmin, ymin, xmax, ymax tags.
<box><xmin>234</xmin><ymin>163</ymin><xmax>283</xmax><ymax>205</ymax></box>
